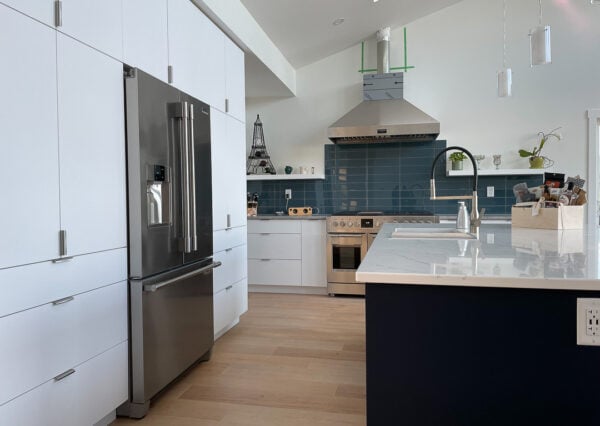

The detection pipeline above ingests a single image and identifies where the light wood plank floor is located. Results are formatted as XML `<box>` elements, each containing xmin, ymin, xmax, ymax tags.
<box><xmin>112</xmin><ymin>293</ymin><xmax>366</xmax><ymax>426</ymax></box>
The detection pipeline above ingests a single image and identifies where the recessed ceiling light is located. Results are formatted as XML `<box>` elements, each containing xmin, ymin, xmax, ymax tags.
<box><xmin>373</xmin><ymin>0</ymin><xmax>380</xmax><ymax>3</ymax></box>
<box><xmin>332</xmin><ymin>18</ymin><xmax>345</xmax><ymax>26</ymax></box>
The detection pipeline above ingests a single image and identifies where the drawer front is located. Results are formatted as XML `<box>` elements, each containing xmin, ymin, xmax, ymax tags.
<box><xmin>0</xmin><ymin>281</ymin><xmax>127</xmax><ymax>405</ymax></box>
<box><xmin>213</xmin><ymin>226</ymin><xmax>246</xmax><ymax>254</ymax></box>
<box><xmin>214</xmin><ymin>281</ymin><xmax>241</xmax><ymax>335</ymax></box>
<box><xmin>213</xmin><ymin>244</ymin><xmax>247</xmax><ymax>294</ymax></box>
<box><xmin>248</xmin><ymin>259</ymin><xmax>302</xmax><ymax>286</ymax></box>
<box><xmin>248</xmin><ymin>219</ymin><xmax>301</xmax><ymax>234</ymax></box>
<box><xmin>0</xmin><ymin>248</ymin><xmax>127</xmax><ymax>318</ymax></box>
<box><xmin>248</xmin><ymin>234</ymin><xmax>301</xmax><ymax>259</ymax></box>
<box><xmin>0</xmin><ymin>341</ymin><xmax>128</xmax><ymax>426</ymax></box>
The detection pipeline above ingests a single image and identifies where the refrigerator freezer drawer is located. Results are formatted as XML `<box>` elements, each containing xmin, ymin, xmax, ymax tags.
<box><xmin>129</xmin><ymin>261</ymin><xmax>217</xmax><ymax>404</ymax></box>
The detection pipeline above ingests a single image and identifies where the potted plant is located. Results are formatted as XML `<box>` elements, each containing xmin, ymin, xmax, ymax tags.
<box><xmin>449</xmin><ymin>151</ymin><xmax>467</xmax><ymax>170</ymax></box>
<box><xmin>518</xmin><ymin>127</ymin><xmax>562</xmax><ymax>169</ymax></box>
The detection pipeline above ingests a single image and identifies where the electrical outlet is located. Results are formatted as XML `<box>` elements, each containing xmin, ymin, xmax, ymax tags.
<box><xmin>487</xmin><ymin>186</ymin><xmax>495</xmax><ymax>197</ymax></box>
<box><xmin>285</xmin><ymin>189</ymin><xmax>292</xmax><ymax>199</ymax></box>
<box><xmin>577</xmin><ymin>298</ymin><xmax>600</xmax><ymax>346</ymax></box>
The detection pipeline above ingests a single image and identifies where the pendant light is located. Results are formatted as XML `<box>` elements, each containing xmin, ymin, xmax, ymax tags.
<box><xmin>498</xmin><ymin>0</ymin><xmax>512</xmax><ymax>97</ymax></box>
<box><xmin>529</xmin><ymin>0</ymin><xmax>551</xmax><ymax>66</ymax></box>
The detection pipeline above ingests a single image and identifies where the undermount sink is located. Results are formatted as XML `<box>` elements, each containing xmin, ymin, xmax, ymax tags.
<box><xmin>391</xmin><ymin>227</ymin><xmax>477</xmax><ymax>240</ymax></box>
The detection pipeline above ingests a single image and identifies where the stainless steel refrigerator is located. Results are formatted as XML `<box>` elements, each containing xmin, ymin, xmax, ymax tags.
<box><xmin>119</xmin><ymin>68</ymin><xmax>219</xmax><ymax>418</ymax></box>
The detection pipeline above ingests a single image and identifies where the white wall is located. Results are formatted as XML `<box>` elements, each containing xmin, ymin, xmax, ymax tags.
<box><xmin>246</xmin><ymin>0</ymin><xmax>600</xmax><ymax>178</ymax></box>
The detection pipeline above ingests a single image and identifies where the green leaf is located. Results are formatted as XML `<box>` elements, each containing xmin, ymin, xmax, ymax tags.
<box><xmin>518</xmin><ymin>149</ymin><xmax>533</xmax><ymax>157</ymax></box>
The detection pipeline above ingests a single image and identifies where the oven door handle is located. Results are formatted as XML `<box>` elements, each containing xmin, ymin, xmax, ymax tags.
<box><xmin>328</xmin><ymin>234</ymin><xmax>365</xmax><ymax>238</ymax></box>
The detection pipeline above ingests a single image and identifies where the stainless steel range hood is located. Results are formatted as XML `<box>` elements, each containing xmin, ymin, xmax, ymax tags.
<box><xmin>327</xmin><ymin>29</ymin><xmax>440</xmax><ymax>144</ymax></box>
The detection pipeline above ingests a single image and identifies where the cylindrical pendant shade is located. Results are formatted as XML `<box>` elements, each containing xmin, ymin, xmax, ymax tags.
<box><xmin>498</xmin><ymin>68</ymin><xmax>512</xmax><ymax>97</ymax></box>
<box><xmin>529</xmin><ymin>25</ymin><xmax>552</xmax><ymax>66</ymax></box>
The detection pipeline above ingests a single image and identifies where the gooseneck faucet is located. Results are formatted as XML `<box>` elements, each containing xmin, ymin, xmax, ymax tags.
<box><xmin>430</xmin><ymin>146</ymin><xmax>481</xmax><ymax>230</ymax></box>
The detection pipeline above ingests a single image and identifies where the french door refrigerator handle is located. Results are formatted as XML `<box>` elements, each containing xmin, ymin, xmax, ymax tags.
<box><xmin>188</xmin><ymin>103</ymin><xmax>198</xmax><ymax>251</ymax></box>
<box><xmin>181</xmin><ymin>101</ymin><xmax>192</xmax><ymax>253</ymax></box>
<box><xmin>143</xmin><ymin>261</ymin><xmax>222</xmax><ymax>292</ymax></box>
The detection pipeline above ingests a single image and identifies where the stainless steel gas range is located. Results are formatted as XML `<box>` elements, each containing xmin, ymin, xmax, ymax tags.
<box><xmin>326</xmin><ymin>211</ymin><xmax>439</xmax><ymax>296</ymax></box>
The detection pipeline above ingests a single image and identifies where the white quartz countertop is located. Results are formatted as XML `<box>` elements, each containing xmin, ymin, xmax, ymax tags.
<box><xmin>356</xmin><ymin>223</ymin><xmax>600</xmax><ymax>291</ymax></box>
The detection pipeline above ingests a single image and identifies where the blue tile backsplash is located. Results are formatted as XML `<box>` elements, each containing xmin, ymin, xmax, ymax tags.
<box><xmin>247</xmin><ymin>140</ymin><xmax>542</xmax><ymax>215</ymax></box>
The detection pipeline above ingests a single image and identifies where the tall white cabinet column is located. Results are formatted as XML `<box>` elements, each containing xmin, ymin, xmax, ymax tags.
<box><xmin>0</xmin><ymin>4</ymin><xmax>127</xmax><ymax>425</ymax></box>
<box><xmin>211</xmin><ymin>37</ymin><xmax>248</xmax><ymax>338</ymax></box>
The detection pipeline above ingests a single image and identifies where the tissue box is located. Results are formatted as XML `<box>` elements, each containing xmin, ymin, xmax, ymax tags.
<box><xmin>511</xmin><ymin>205</ymin><xmax>584</xmax><ymax>230</ymax></box>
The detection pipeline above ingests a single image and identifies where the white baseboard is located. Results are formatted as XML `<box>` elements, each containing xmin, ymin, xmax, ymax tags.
<box><xmin>249</xmin><ymin>285</ymin><xmax>328</xmax><ymax>295</ymax></box>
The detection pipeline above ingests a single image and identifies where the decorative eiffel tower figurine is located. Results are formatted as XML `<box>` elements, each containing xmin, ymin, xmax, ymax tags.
<box><xmin>247</xmin><ymin>114</ymin><xmax>276</xmax><ymax>175</ymax></box>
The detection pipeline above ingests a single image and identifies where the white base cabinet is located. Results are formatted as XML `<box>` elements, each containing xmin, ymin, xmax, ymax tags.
<box><xmin>248</xmin><ymin>219</ymin><xmax>327</xmax><ymax>289</ymax></box>
<box><xmin>0</xmin><ymin>341</ymin><xmax>128</xmax><ymax>426</ymax></box>
<box><xmin>213</xmin><ymin>228</ymin><xmax>248</xmax><ymax>339</ymax></box>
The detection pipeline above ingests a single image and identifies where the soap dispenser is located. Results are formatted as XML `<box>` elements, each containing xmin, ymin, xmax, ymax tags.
<box><xmin>456</xmin><ymin>201</ymin><xmax>470</xmax><ymax>231</ymax></box>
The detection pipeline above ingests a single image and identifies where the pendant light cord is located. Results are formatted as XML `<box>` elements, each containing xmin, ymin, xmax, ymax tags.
<box><xmin>503</xmin><ymin>0</ymin><xmax>507</xmax><ymax>69</ymax></box>
<box><xmin>538</xmin><ymin>0</ymin><xmax>543</xmax><ymax>26</ymax></box>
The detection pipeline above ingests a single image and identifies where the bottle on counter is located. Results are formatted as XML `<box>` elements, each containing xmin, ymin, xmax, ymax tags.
<box><xmin>456</xmin><ymin>201</ymin><xmax>470</xmax><ymax>231</ymax></box>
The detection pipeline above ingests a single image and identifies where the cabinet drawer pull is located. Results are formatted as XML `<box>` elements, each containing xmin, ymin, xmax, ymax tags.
<box><xmin>51</xmin><ymin>256</ymin><xmax>73</xmax><ymax>264</ymax></box>
<box><xmin>52</xmin><ymin>296</ymin><xmax>74</xmax><ymax>306</ymax></box>
<box><xmin>54</xmin><ymin>368</ymin><xmax>75</xmax><ymax>382</ymax></box>
<box><xmin>225</xmin><ymin>227</ymin><xmax>233</xmax><ymax>231</ymax></box>
<box><xmin>260</xmin><ymin>259</ymin><xmax>270</xmax><ymax>262</ymax></box>
<box><xmin>54</xmin><ymin>0</ymin><xmax>62</xmax><ymax>27</ymax></box>
<box><xmin>225</xmin><ymin>248</ymin><xmax>233</xmax><ymax>252</ymax></box>
<box><xmin>260</xmin><ymin>233</ymin><xmax>270</xmax><ymax>236</ymax></box>
<box><xmin>225</xmin><ymin>285</ymin><xmax>233</xmax><ymax>291</ymax></box>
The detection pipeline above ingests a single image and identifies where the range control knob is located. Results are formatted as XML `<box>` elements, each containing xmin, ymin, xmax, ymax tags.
<box><xmin>348</xmin><ymin>222</ymin><xmax>354</xmax><ymax>228</ymax></box>
<box><xmin>340</xmin><ymin>221</ymin><xmax>346</xmax><ymax>227</ymax></box>
<box><xmin>332</xmin><ymin>221</ymin><xmax>339</xmax><ymax>227</ymax></box>
<box><xmin>375</xmin><ymin>222</ymin><xmax>380</xmax><ymax>227</ymax></box>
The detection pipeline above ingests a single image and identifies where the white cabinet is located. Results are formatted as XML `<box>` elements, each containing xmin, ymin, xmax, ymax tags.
<box><xmin>123</xmin><ymin>0</ymin><xmax>168</xmax><ymax>82</ymax></box>
<box><xmin>213</xmin><ymin>228</ymin><xmax>247</xmax><ymax>338</ymax></box>
<box><xmin>0</xmin><ymin>4</ymin><xmax>60</xmax><ymax>269</ymax></box>
<box><xmin>1</xmin><ymin>0</ymin><xmax>123</xmax><ymax>60</ymax></box>
<box><xmin>0</xmin><ymin>341</ymin><xmax>128</xmax><ymax>426</ymax></box>
<box><xmin>247</xmin><ymin>219</ymin><xmax>327</xmax><ymax>288</ymax></box>
<box><xmin>0</xmin><ymin>0</ymin><xmax>54</xmax><ymax>26</ymax></box>
<box><xmin>57</xmin><ymin>34</ymin><xmax>127</xmax><ymax>257</ymax></box>
<box><xmin>167</xmin><ymin>0</ymin><xmax>225</xmax><ymax>108</ymax></box>
<box><xmin>0</xmin><ymin>8</ymin><xmax>126</xmax><ymax>269</ymax></box>
<box><xmin>301</xmin><ymin>220</ymin><xmax>327</xmax><ymax>287</ymax></box>
<box><xmin>0</xmin><ymin>281</ymin><xmax>127</xmax><ymax>406</ymax></box>
<box><xmin>248</xmin><ymin>220</ymin><xmax>302</xmax><ymax>286</ymax></box>
<box><xmin>211</xmin><ymin>109</ymin><xmax>247</xmax><ymax>231</ymax></box>
<box><xmin>224</xmin><ymin>37</ymin><xmax>245</xmax><ymax>122</ymax></box>
<box><xmin>58</xmin><ymin>0</ymin><xmax>123</xmax><ymax>60</ymax></box>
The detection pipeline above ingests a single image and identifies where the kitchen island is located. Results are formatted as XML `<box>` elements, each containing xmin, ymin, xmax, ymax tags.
<box><xmin>357</xmin><ymin>223</ymin><xmax>600</xmax><ymax>426</ymax></box>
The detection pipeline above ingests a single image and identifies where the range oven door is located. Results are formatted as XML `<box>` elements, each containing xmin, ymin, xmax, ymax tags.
<box><xmin>327</xmin><ymin>233</ymin><xmax>368</xmax><ymax>284</ymax></box>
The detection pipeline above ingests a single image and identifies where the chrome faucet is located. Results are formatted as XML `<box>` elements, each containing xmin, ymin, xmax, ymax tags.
<box><xmin>430</xmin><ymin>146</ymin><xmax>482</xmax><ymax>231</ymax></box>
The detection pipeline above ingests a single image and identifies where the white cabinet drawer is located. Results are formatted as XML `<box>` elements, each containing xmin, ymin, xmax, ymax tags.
<box><xmin>0</xmin><ymin>341</ymin><xmax>128</xmax><ymax>426</ymax></box>
<box><xmin>248</xmin><ymin>234</ymin><xmax>301</xmax><ymax>260</ymax></box>
<box><xmin>214</xmin><ymin>279</ymin><xmax>244</xmax><ymax>336</ymax></box>
<box><xmin>214</xmin><ymin>244</ymin><xmax>247</xmax><ymax>294</ymax></box>
<box><xmin>248</xmin><ymin>220</ymin><xmax>301</xmax><ymax>234</ymax></box>
<box><xmin>0</xmin><ymin>248</ymin><xmax>127</xmax><ymax>318</ymax></box>
<box><xmin>248</xmin><ymin>259</ymin><xmax>301</xmax><ymax>286</ymax></box>
<box><xmin>0</xmin><ymin>281</ymin><xmax>127</xmax><ymax>405</ymax></box>
<box><xmin>213</xmin><ymin>226</ymin><xmax>246</xmax><ymax>254</ymax></box>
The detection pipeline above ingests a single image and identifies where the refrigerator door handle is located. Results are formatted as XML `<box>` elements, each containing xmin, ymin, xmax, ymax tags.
<box><xmin>181</xmin><ymin>101</ymin><xmax>192</xmax><ymax>253</ymax></box>
<box><xmin>188</xmin><ymin>103</ymin><xmax>198</xmax><ymax>251</ymax></box>
<box><xmin>143</xmin><ymin>261</ymin><xmax>222</xmax><ymax>292</ymax></box>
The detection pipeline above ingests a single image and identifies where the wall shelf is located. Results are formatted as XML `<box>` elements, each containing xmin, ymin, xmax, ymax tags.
<box><xmin>247</xmin><ymin>174</ymin><xmax>325</xmax><ymax>181</ymax></box>
<box><xmin>447</xmin><ymin>168</ymin><xmax>545</xmax><ymax>177</ymax></box>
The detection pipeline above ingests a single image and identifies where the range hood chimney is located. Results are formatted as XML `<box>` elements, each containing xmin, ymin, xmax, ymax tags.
<box><xmin>327</xmin><ymin>28</ymin><xmax>440</xmax><ymax>145</ymax></box>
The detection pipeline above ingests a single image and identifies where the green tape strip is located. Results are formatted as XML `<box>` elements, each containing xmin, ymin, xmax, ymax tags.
<box><xmin>404</xmin><ymin>27</ymin><xmax>408</xmax><ymax>72</ymax></box>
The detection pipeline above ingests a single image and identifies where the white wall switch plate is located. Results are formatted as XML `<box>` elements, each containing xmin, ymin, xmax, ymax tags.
<box><xmin>577</xmin><ymin>298</ymin><xmax>600</xmax><ymax>346</ymax></box>
<box><xmin>486</xmin><ymin>186</ymin><xmax>494</xmax><ymax>197</ymax></box>
<box><xmin>285</xmin><ymin>189</ymin><xmax>292</xmax><ymax>199</ymax></box>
